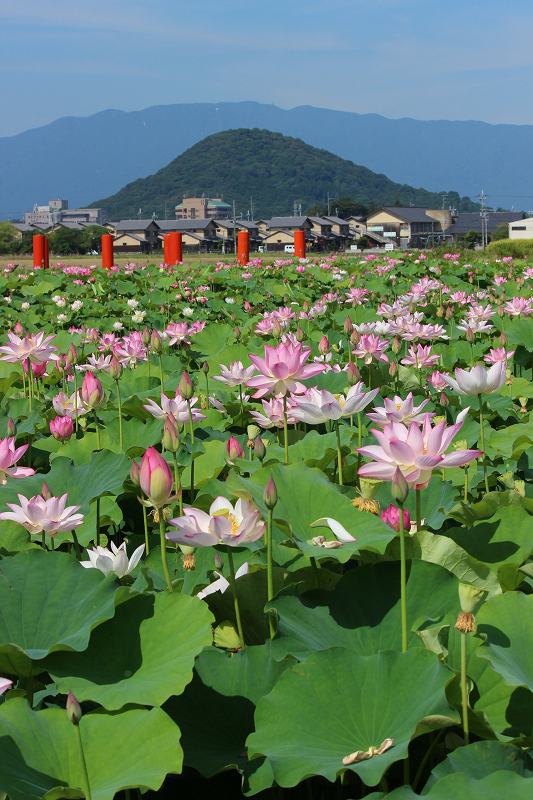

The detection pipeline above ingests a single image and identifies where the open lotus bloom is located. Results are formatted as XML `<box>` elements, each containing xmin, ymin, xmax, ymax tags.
<box><xmin>196</xmin><ymin>562</ymin><xmax>249</xmax><ymax>600</ymax></box>
<box><xmin>442</xmin><ymin>362</ymin><xmax>506</xmax><ymax>395</ymax></box>
<box><xmin>0</xmin><ymin>437</ymin><xmax>35</xmax><ymax>484</ymax></box>
<box><xmin>246</xmin><ymin>341</ymin><xmax>325</xmax><ymax>398</ymax></box>
<box><xmin>0</xmin><ymin>677</ymin><xmax>13</xmax><ymax>696</ymax></box>
<box><xmin>213</xmin><ymin>361</ymin><xmax>256</xmax><ymax>387</ymax></box>
<box><xmin>0</xmin><ymin>493</ymin><xmax>84</xmax><ymax>535</ymax></box>
<box><xmin>80</xmin><ymin>541</ymin><xmax>145</xmax><ymax>578</ymax></box>
<box><xmin>291</xmin><ymin>383</ymin><xmax>379</xmax><ymax>424</ymax></box>
<box><xmin>358</xmin><ymin>409</ymin><xmax>482</xmax><ymax>489</ymax></box>
<box><xmin>366</xmin><ymin>392</ymin><xmax>432</xmax><ymax>426</ymax></box>
<box><xmin>167</xmin><ymin>496</ymin><xmax>265</xmax><ymax>547</ymax></box>
<box><xmin>143</xmin><ymin>391</ymin><xmax>206</xmax><ymax>425</ymax></box>
<box><xmin>310</xmin><ymin>517</ymin><xmax>357</xmax><ymax>547</ymax></box>
<box><xmin>0</xmin><ymin>331</ymin><xmax>56</xmax><ymax>364</ymax></box>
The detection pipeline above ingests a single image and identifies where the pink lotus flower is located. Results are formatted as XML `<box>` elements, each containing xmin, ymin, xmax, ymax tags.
<box><xmin>114</xmin><ymin>331</ymin><xmax>148</xmax><ymax>367</ymax></box>
<box><xmin>247</xmin><ymin>341</ymin><xmax>325</xmax><ymax>398</ymax></box>
<box><xmin>352</xmin><ymin>334</ymin><xmax>390</xmax><ymax>364</ymax></box>
<box><xmin>381</xmin><ymin>504</ymin><xmax>411</xmax><ymax>532</ymax></box>
<box><xmin>0</xmin><ymin>437</ymin><xmax>35</xmax><ymax>484</ymax></box>
<box><xmin>0</xmin><ymin>677</ymin><xmax>13</xmax><ymax>696</ymax></box>
<box><xmin>80</xmin><ymin>541</ymin><xmax>145</xmax><ymax>578</ymax></box>
<box><xmin>213</xmin><ymin>361</ymin><xmax>256</xmax><ymax>388</ymax></box>
<box><xmin>226</xmin><ymin>436</ymin><xmax>245</xmax><ymax>462</ymax></box>
<box><xmin>167</xmin><ymin>496</ymin><xmax>265</xmax><ymax>547</ymax></box>
<box><xmin>0</xmin><ymin>493</ymin><xmax>84</xmax><ymax>535</ymax></box>
<box><xmin>50</xmin><ymin>416</ymin><xmax>74</xmax><ymax>442</ymax></box>
<box><xmin>400</xmin><ymin>344</ymin><xmax>440</xmax><ymax>370</ymax></box>
<box><xmin>428</xmin><ymin>371</ymin><xmax>449</xmax><ymax>391</ymax></box>
<box><xmin>290</xmin><ymin>383</ymin><xmax>379</xmax><ymax>424</ymax></box>
<box><xmin>139</xmin><ymin>447</ymin><xmax>174</xmax><ymax>508</ymax></box>
<box><xmin>358</xmin><ymin>410</ymin><xmax>481</xmax><ymax>488</ymax></box>
<box><xmin>366</xmin><ymin>393</ymin><xmax>432</xmax><ymax>426</ymax></box>
<box><xmin>249</xmin><ymin>397</ymin><xmax>298</xmax><ymax>429</ymax></box>
<box><xmin>0</xmin><ymin>331</ymin><xmax>56</xmax><ymax>364</ymax></box>
<box><xmin>76</xmin><ymin>354</ymin><xmax>113</xmax><ymax>372</ymax></box>
<box><xmin>442</xmin><ymin>362</ymin><xmax>506</xmax><ymax>396</ymax></box>
<box><xmin>80</xmin><ymin>372</ymin><xmax>104</xmax><ymax>409</ymax></box>
<box><xmin>144</xmin><ymin>392</ymin><xmax>205</xmax><ymax>425</ymax></box>
<box><xmin>483</xmin><ymin>347</ymin><xmax>514</xmax><ymax>364</ymax></box>
<box><xmin>52</xmin><ymin>390</ymin><xmax>87</xmax><ymax>419</ymax></box>
<box><xmin>504</xmin><ymin>297</ymin><xmax>532</xmax><ymax>317</ymax></box>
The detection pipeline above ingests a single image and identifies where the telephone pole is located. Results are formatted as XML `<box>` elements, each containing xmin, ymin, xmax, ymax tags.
<box><xmin>479</xmin><ymin>190</ymin><xmax>488</xmax><ymax>249</ymax></box>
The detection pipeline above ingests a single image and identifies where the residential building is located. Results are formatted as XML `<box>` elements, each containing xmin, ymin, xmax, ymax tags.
<box><xmin>24</xmin><ymin>199</ymin><xmax>105</xmax><ymax>226</ymax></box>
<box><xmin>447</xmin><ymin>211</ymin><xmax>524</xmax><ymax>240</ymax></box>
<box><xmin>175</xmin><ymin>196</ymin><xmax>232</xmax><ymax>220</ymax></box>
<box><xmin>509</xmin><ymin>216</ymin><xmax>533</xmax><ymax>239</ymax></box>
<box><xmin>265</xmin><ymin>216</ymin><xmax>314</xmax><ymax>233</ymax></box>
<box><xmin>365</xmin><ymin>207</ymin><xmax>451</xmax><ymax>248</ymax></box>
<box><xmin>108</xmin><ymin>219</ymin><xmax>161</xmax><ymax>248</ymax></box>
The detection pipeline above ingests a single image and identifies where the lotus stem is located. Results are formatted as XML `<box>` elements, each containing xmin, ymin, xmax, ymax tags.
<box><xmin>266</xmin><ymin>508</ymin><xmax>275</xmax><ymax>639</ymax></box>
<box><xmin>94</xmin><ymin>413</ymin><xmax>101</xmax><ymax>450</ymax></box>
<box><xmin>172</xmin><ymin>451</ymin><xmax>182</xmax><ymax>514</ymax></box>
<box><xmin>74</xmin><ymin>370</ymin><xmax>79</xmax><ymax>433</ymax></box>
<box><xmin>227</xmin><ymin>549</ymin><xmax>246</xmax><ymax>649</ymax></box>
<box><xmin>115</xmin><ymin>378</ymin><xmax>123</xmax><ymax>450</ymax></box>
<box><xmin>158</xmin><ymin>353</ymin><xmax>164</xmax><ymax>388</ymax></box>
<box><xmin>95</xmin><ymin>498</ymin><xmax>101</xmax><ymax>547</ymax></box>
<box><xmin>398</xmin><ymin>501</ymin><xmax>408</xmax><ymax>653</ymax></box>
<box><xmin>75</xmin><ymin>724</ymin><xmax>92</xmax><ymax>800</ymax></box>
<box><xmin>463</xmin><ymin>467</ymin><xmax>469</xmax><ymax>503</ymax></box>
<box><xmin>283</xmin><ymin>394</ymin><xmax>289</xmax><ymax>465</ymax></box>
<box><xmin>187</xmin><ymin>400</ymin><xmax>195</xmax><ymax>500</ymax></box>
<box><xmin>159</xmin><ymin>513</ymin><xmax>173</xmax><ymax>592</ymax></box>
<box><xmin>334</xmin><ymin>421</ymin><xmax>344</xmax><ymax>486</ymax></box>
<box><xmin>415</xmin><ymin>488</ymin><xmax>421</xmax><ymax>531</ymax></box>
<box><xmin>239</xmin><ymin>384</ymin><xmax>245</xmax><ymax>426</ymax></box>
<box><xmin>142</xmin><ymin>503</ymin><xmax>150</xmax><ymax>556</ymax></box>
<box><xmin>478</xmin><ymin>394</ymin><xmax>489</xmax><ymax>494</ymax></box>
<box><xmin>460</xmin><ymin>631</ymin><xmax>470</xmax><ymax>744</ymax></box>
<box><xmin>72</xmin><ymin>530</ymin><xmax>82</xmax><ymax>560</ymax></box>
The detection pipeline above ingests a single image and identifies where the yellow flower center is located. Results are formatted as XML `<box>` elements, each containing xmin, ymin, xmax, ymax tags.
<box><xmin>395</xmin><ymin>402</ymin><xmax>402</xmax><ymax>410</ymax></box>
<box><xmin>213</xmin><ymin>508</ymin><xmax>240</xmax><ymax>535</ymax></box>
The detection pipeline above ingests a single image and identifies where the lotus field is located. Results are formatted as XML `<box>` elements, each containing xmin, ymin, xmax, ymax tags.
<box><xmin>0</xmin><ymin>251</ymin><xmax>533</xmax><ymax>799</ymax></box>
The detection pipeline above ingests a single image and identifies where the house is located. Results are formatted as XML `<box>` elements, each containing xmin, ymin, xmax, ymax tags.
<box><xmin>175</xmin><ymin>196</ymin><xmax>232</xmax><ymax>220</ymax></box>
<box><xmin>10</xmin><ymin>222</ymin><xmax>40</xmax><ymax>239</ymax></box>
<box><xmin>260</xmin><ymin>229</ymin><xmax>297</xmax><ymax>251</ymax></box>
<box><xmin>113</xmin><ymin>233</ymin><xmax>152</xmax><ymax>254</ymax></box>
<box><xmin>447</xmin><ymin>211</ymin><xmax>524</xmax><ymax>240</ymax></box>
<box><xmin>265</xmin><ymin>216</ymin><xmax>313</xmax><ymax>233</ymax></box>
<box><xmin>213</xmin><ymin>220</ymin><xmax>260</xmax><ymax>252</ymax></box>
<box><xmin>108</xmin><ymin>219</ymin><xmax>161</xmax><ymax>249</ymax></box>
<box><xmin>157</xmin><ymin>218</ymin><xmax>218</xmax><ymax>238</ymax></box>
<box><xmin>365</xmin><ymin>207</ymin><xmax>451</xmax><ymax>248</ymax></box>
<box><xmin>324</xmin><ymin>216</ymin><xmax>352</xmax><ymax>238</ymax></box>
<box><xmin>509</xmin><ymin>216</ymin><xmax>533</xmax><ymax>239</ymax></box>
<box><xmin>345</xmin><ymin>216</ymin><xmax>367</xmax><ymax>238</ymax></box>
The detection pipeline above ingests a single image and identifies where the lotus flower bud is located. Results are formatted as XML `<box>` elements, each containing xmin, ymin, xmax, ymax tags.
<box><xmin>391</xmin><ymin>467</ymin><xmax>409</xmax><ymax>504</ymax></box>
<box><xmin>139</xmin><ymin>447</ymin><xmax>173</xmax><ymax>507</ymax></box>
<box><xmin>318</xmin><ymin>335</ymin><xmax>330</xmax><ymax>355</ymax></box>
<box><xmin>41</xmin><ymin>482</ymin><xmax>52</xmax><ymax>500</ymax></box>
<box><xmin>67</xmin><ymin>344</ymin><xmax>78</xmax><ymax>365</ymax></box>
<box><xmin>162</xmin><ymin>416</ymin><xmax>179</xmax><ymax>452</ymax></box>
<box><xmin>254</xmin><ymin>436</ymin><xmax>266</xmax><ymax>461</ymax></box>
<box><xmin>244</xmin><ymin>300</ymin><xmax>252</xmax><ymax>312</ymax></box>
<box><xmin>201</xmin><ymin>361</ymin><xmax>209</xmax><ymax>375</ymax></box>
<box><xmin>226</xmin><ymin>435</ymin><xmax>244</xmax><ymax>462</ymax></box>
<box><xmin>214</xmin><ymin>552</ymin><xmax>223</xmax><ymax>570</ymax></box>
<box><xmin>66</xmin><ymin>691</ymin><xmax>82</xmax><ymax>725</ymax></box>
<box><xmin>388</xmin><ymin>359</ymin><xmax>398</xmax><ymax>378</ymax></box>
<box><xmin>6</xmin><ymin>418</ymin><xmax>16</xmax><ymax>437</ymax></box>
<box><xmin>81</xmin><ymin>372</ymin><xmax>104</xmax><ymax>409</ymax></box>
<box><xmin>178</xmin><ymin>371</ymin><xmax>194</xmax><ymax>400</ymax></box>
<box><xmin>130</xmin><ymin>460</ymin><xmax>140</xmax><ymax>487</ymax></box>
<box><xmin>465</xmin><ymin>326</ymin><xmax>475</xmax><ymax>344</ymax></box>
<box><xmin>391</xmin><ymin>336</ymin><xmax>401</xmax><ymax>354</ymax></box>
<box><xmin>445</xmin><ymin>306</ymin><xmax>453</xmax><ymax>320</ymax></box>
<box><xmin>141</xmin><ymin>326</ymin><xmax>151</xmax><ymax>346</ymax></box>
<box><xmin>13</xmin><ymin>322</ymin><xmax>24</xmax><ymax>336</ymax></box>
<box><xmin>108</xmin><ymin>355</ymin><xmax>123</xmax><ymax>380</ymax></box>
<box><xmin>345</xmin><ymin>361</ymin><xmax>360</xmax><ymax>385</ymax></box>
<box><xmin>498</xmin><ymin>331</ymin><xmax>507</xmax><ymax>347</ymax></box>
<box><xmin>264</xmin><ymin>476</ymin><xmax>278</xmax><ymax>510</ymax></box>
<box><xmin>380</xmin><ymin>503</ymin><xmax>410</xmax><ymax>533</ymax></box>
<box><xmin>302</xmin><ymin>300</ymin><xmax>310</xmax><ymax>312</ymax></box>
<box><xmin>150</xmin><ymin>329</ymin><xmax>162</xmax><ymax>354</ymax></box>
<box><xmin>343</xmin><ymin>316</ymin><xmax>354</xmax><ymax>335</ymax></box>
<box><xmin>295</xmin><ymin>327</ymin><xmax>305</xmax><ymax>342</ymax></box>
<box><xmin>271</xmin><ymin>319</ymin><xmax>282</xmax><ymax>338</ymax></box>
<box><xmin>31</xmin><ymin>361</ymin><xmax>47</xmax><ymax>378</ymax></box>
<box><xmin>350</xmin><ymin>330</ymin><xmax>360</xmax><ymax>346</ymax></box>
<box><xmin>439</xmin><ymin>391</ymin><xmax>449</xmax><ymax>408</ymax></box>
<box><xmin>50</xmin><ymin>415</ymin><xmax>73</xmax><ymax>442</ymax></box>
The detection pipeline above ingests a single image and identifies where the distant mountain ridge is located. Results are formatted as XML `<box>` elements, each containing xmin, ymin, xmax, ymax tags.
<box><xmin>0</xmin><ymin>100</ymin><xmax>530</xmax><ymax>217</ymax></box>
<box><xmin>91</xmin><ymin>128</ymin><xmax>477</xmax><ymax>219</ymax></box>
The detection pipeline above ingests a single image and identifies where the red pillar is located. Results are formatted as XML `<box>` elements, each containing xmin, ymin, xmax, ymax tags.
<box><xmin>294</xmin><ymin>229</ymin><xmax>306</xmax><ymax>258</ymax></box>
<box><xmin>42</xmin><ymin>236</ymin><xmax>49</xmax><ymax>268</ymax></box>
<box><xmin>237</xmin><ymin>230</ymin><xmax>250</xmax><ymax>266</ymax></box>
<box><xmin>163</xmin><ymin>234</ymin><xmax>170</xmax><ymax>265</ymax></box>
<box><xmin>101</xmin><ymin>234</ymin><xmax>114</xmax><ymax>269</ymax></box>
<box><xmin>165</xmin><ymin>232</ymin><xmax>182</xmax><ymax>265</ymax></box>
<box><xmin>32</xmin><ymin>234</ymin><xmax>44</xmax><ymax>268</ymax></box>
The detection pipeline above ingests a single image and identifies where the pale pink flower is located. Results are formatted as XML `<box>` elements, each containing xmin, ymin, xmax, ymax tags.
<box><xmin>0</xmin><ymin>332</ymin><xmax>56</xmax><ymax>364</ymax></box>
<box><xmin>0</xmin><ymin>493</ymin><xmax>84</xmax><ymax>535</ymax></box>
<box><xmin>291</xmin><ymin>383</ymin><xmax>379</xmax><ymax>424</ymax></box>
<box><xmin>114</xmin><ymin>331</ymin><xmax>148</xmax><ymax>367</ymax></box>
<box><xmin>457</xmin><ymin>318</ymin><xmax>494</xmax><ymax>335</ymax></box>
<box><xmin>442</xmin><ymin>362</ymin><xmax>506</xmax><ymax>396</ymax></box>
<box><xmin>0</xmin><ymin>437</ymin><xmax>35</xmax><ymax>484</ymax></box>
<box><xmin>249</xmin><ymin>397</ymin><xmax>297</xmax><ymax>429</ymax></box>
<box><xmin>0</xmin><ymin>678</ymin><xmax>13</xmax><ymax>696</ymax></box>
<box><xmin>504</xmin><ymin>297</ymin><xmax>532</xmax><ymax>317</ymax></box>
<box><xmin>358</xmin><ymin>410</ymin><xmax>481</xmax><ymax>488</ymax></box>
<box><xmin>76</xmin><ymin>354</ymin><xmax>113</xmax><ymax>372</ymax></box>
<box><xmin>81</xmin><ymin>542</ymin><xmax>145</xmax><ymax>578</ymax></box>
<box><xmin>400</xmin><ymin>344</ymin><xmax>440</xmax><ymax>369</ymax></box>
<box><xmin>98</xmin><ymin>333</ymin><xmax>119</xmax><ymax>352</ymax></box>
<box><xmin>213</xmin><ymin>361</ymin><xmax>256</xmax><ymax>388</ymax></box>
<box><xmin>52</xmin><ymin>390</ymin><xmax>86</xmax><ymax>419</ymax></box>
<box><xmin>247</xmin><ymin>341</ymin><xmax>325</xmax><ymax>398</ymax></box>
<box><xmin>483</xmin><ymin>347</ymin><xmax>514</xmax><ymax>364</ymax></box>
<box><xmin>144</xmin><ymin>392</ymin><xmax>205</xmax><ymax>425</ymax></box>
<box><xmin>352</xmin><ymin>334</ymin><xmax>390</xmax><ymax>364</ymax></box>
<box><xmin>428</xmin><ymin>371</ymin><xmax>449</xmax><ymax>391</ymax></box>
<box><xmin>167</xmin><ymin>496</ymin><xmax>265</xmax><ymax>547</ymax></box>
<box><xmin>309</xmin><ymin>517</ymin><xmax>357</xmax><ymax>547</ymax></box>
<box><xmin>366</xmin><ymin>393</ymin><xmax>432</xmax><ymax>426</ymax></box>
<box><xmin>345</xmin><ymin>288</ymin><xmax>369</xmax><ymax>305</ymax></box>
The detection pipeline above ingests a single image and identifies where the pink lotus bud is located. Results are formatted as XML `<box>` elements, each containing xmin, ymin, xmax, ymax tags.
<box><xmin>66</xmin><ymin>691</ymin><xmax>82</xmax><ymax>725</ymax></box>
<box><xmin>302</xmin><ymin>300</ymin><xmax>310</xmax><ymax>312</ymax></box>
<box><xmin>226</xmin><ymin>435</ymin><xmax>244</xmax><ymax>462</ymax></box>
<box><xmin>346</xmin><ymin>361</ymin><xmax>360</xmax><ymax>385</ymax></box>
<box><xmin>391</xmin><ymin>467</ymin><xmax>409</xmax><ymax>504</ymax></box>
<box><xmin>499</xmin><ymin>331</ymin><xmax>507</xmax><ymax>346</ymax></box>
<box><xmin>388</xmin><ymin>359</ymin><xmax>398</xmax><ymax>378</ymax></box>
<box><xmin>31</xmin><ymin>361</ymin><xmax>47</xmax><ymax>378</ymax></box>
<box><xmin>201</xmin><ymin>361</ymin><xmax>209</xmax><ymax>375</ymax></box>
<box><xmin>445</xmin><ymin>306</ymin><xmax>453</xmax><ymax>320</ymax></box>
<box><xmin>141</xmin><ymin>327</ymin><xmax>151</xmax><ymax>346</ymax></box>
<box><xmin>214</xmin><ymin>552</ymin><xmax>223</xmax><ymax>570</ymax></box>
<box><xmin>439</xmin><ymin>391</ymin><xmax>449</xmax><ymax>408</ymax></box>
<box><xmin>465</xmin><ymin>327</ymin><xmax>475</xmax><ymax>344</ymax></box>
<box><xmin>162</xmin><ymin>416</ymin><xmax>179</xmax><ymax>452</ymax></box>
<box><xmin>350</xmin><ymin>330</ymin><xmax>360</xmax><ymax>346</ymax></box>
<box><xmin>233</xmin><ymin>326</ymin><xmax>241</xmax><ymax>341</ymax></box>
<box><xmin>67</xmin><ymin>344</ymin><xmax>78</xmax><ymax>365</ymax></box>
<box><xmin>295</xmin><ymin>327</ymin><xmax>305</xmax><ymax>342</ymax></box>
<box><xmin>139</xmin><ymin>447</ymin><xmax>173</xmax><ymax>507</ymax></box>
<box><xmin>381</xmin><ymin>504</ymin><xmax>411</xmax><ymax>533</ymax></box>
<box><xmin>13</xmin><ymin>322</ymin><xmax>24</xmax><ymax>336</ymax></box>
<box><xmin>391</xmin><ymin>336</ymin><xmax>401</xmax><ymax>354</ymax></box>
<box><xmin>178</xmin><ymin>371</ymin><xmax>193</xmax><ymax>400</ymax></box>
<box><xmin>6</xmin><ymin>418</ymin><xmax>16</xmax><ymax>437</ymax></box>
<box><xmin>130</xmin><ymin>460</ymin><xmax>140</xmax><ymax>487</ymax></box>
<box><xmin>264</xmin><ymin>476</ymin><xmax>278</xmax><ymax>510</ymax></box>
<box><xmin>271</xmin><ymin>319</ymin><xmax>282</xmax><ymax>338</ymax></box>
<box><xmin>150</xmin><ymin>329</ymin><xmax>162</xmax><ymax>354</ymax></box>
<box><xmin>244</xmin><ymin>301</ymin><xmax>252</xmax><ymax>312</ymax></box>
<box><xmin>318</xmin><ymin>335</ymin><xmax>330</xmax><ymax>355</ymax></box>
<box><xmin>108</xmin><ymin>355</ymin><xmax>123</xmax><ymax>380</ymax></box>
<box><xmin>81</xmin><ymin>372</ymin><xmax>104</xmax><ymax>409</ymax></box>
<box><xmin>254</xmin><ymin>435</ymin><xmax>266</xmax><ymax>461</ymax></box>
<box><xmin>42</xmin><ymin>482</ymin><xmax>52</xmax><ymax>500</ymax></box>
<box><xmin>343</xmin><ymin>316</ymin><xmax>354</xmax><ymax>335</ymax></box>
<box><xmin>50</xmin><ymin>415</ymin><xmax>73</xmax><ymax>442</ymax></box>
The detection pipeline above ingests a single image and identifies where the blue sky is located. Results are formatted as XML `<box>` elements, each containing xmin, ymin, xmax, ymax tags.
<box><xmin>1</xmin><ymin>0</ymin><xmax>532</xmax><ymax>136</ymax></box>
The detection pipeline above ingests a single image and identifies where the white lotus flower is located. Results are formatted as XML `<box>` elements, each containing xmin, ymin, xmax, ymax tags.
<box><xmin>196</xmin><ymin>562</ymin><xmax>249</xmax><ymax>600</ymax></box>
<box><xmin>80</xmin><ymin>541</ymin><xmax>145</xmax><ymax>578</ymax></box>
<box><xmin>442</xmin><ymin>362</ymin><xmax>506</xmax><ymax>396</ymax></box>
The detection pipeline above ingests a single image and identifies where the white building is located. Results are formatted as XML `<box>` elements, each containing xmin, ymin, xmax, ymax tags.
<box><xmin>24</xmin><ymin>199</ymin><xmax>105</xmax><ymax>226</ymax></box>
<box><xmin>509</xmin><ymin>217</ymin><xmax>533</xmax><ymax>239</ymax></box>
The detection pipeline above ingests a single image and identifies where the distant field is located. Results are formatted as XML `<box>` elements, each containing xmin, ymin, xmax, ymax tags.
<box><xmin>1</xmin><ymin>251</ymin><xmax>240</xmax><ymax>268</ymax></box>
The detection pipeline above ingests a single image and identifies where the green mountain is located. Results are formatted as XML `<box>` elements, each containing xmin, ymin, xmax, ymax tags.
<box><xmin>91</xmin><ymin>128</ymin><xmax>478</xmax><ymax>219</ymax></box>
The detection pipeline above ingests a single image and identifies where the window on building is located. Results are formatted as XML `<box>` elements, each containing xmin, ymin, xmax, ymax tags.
<box><xmin>512</xmin><ymin>226</ymin><xmax>527</xmax><ymax>231</ymax></box>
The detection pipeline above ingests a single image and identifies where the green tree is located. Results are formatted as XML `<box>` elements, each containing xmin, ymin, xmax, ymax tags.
<box><xmin>0</xmin><ymin>222</ymin><xmax>18</xmax><ymax>254</ymax></box>
<box><xmin>49</xmin><ymin>228</ymin><xmax>84</xmax><ymax>255</ymax></box>
<box><xmin>490</xmin><ymin>223</ymin><xmax>511</xmax><ymax>242</ymax></box>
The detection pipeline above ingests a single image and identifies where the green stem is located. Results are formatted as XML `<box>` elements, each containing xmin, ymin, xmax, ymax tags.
<box><xmin>478</xmin><ymin>395</ymin><xmax>490</xmax><ymax>494</ymax></box>
<box><xmin>75</xmin><ymin>724</ymin><xmax>92</xmax><ymax>800</ymax></box>
<box><xmin>95</xmin><ymin>498</ymin><xmax>101</xmax><ymax>547</ymax></box>
<box><xmin>172</xmin><ymin>451</ymin><xmax>182</xmax><ymax>513</ymax></box>
<box><xmin>187</xmin><ymin>400</ymin><xmax>195</xmax><ymax>500</ymax></box>
<box><xmin>94</xmin><ymin>414</ymin><xmax>101</xmax><ymax>450</ymax></box>
<box><xmin>334</xmin><ymin>421</ymin><xmax>344</xmax><ymax>486</ymax></box>
<box><xmin>266</xmin><ymin>509</ymin><xmax>275</xmax><ymax>639</ymax></box>
<box><xmin>239</xmin><ymin>384</ymin><xmax>245</xmax><ymax>426</ymax></box>
<box><xmin>72</xmin><ymin>530</ymin><xmax>82</xmax><ymax>560</ymax></box>
<box><xmin>74</xmin><ymin>371</ymin><xmax>79</xmax><ymax>433</ymax></box>
<box><xmin>204</xmin><ymin>371</ymin><xmax>209</xmax><ymax>398</ymax></box>
<box><xmin>398</xmin><ymin>502</ymin><xmax>408</xmax><ymax>653</ymax></box>
<box><xmin>283</xmin><ymin>394</ymin><xmax>289</xmax><ymax>465</ymax></box>
<box><xmin>415</xmin><ymin>488</ymin><xmax>421</xmax><ymax>532</ymax></box>
<box><xmin>158</xmin><ymin>353</ymin><xmax>164</xmax><ymax>388</ymax></box>
<box><xmin>463</xmin><ymin>467</ymin><xmax>469</xmax><ymax>504</ymax></box>
<box><xmin>142</xmin><ymin>503</ymin><xmax>150</xmax><ymax>556</ymax></box>
<box><xmin>28</xmin><ymin>368</ymin><xmax>33</xmax><ymax>412</ymax></box>
<box><xmin>159</xmin><ymin>513</ymin><xmax>173</xmax><ymax>592</ymax></box>
<box><xmin>460</xmin><ymin>632</ymin><xmax>470</xmax><ymax>744</ymax></box>
<box><xmin>227</xmin><ymin>549</ymin><xmax>246</xmax><ymax>649</ymax></box>
<box><xmin>115</xmin><ymin>379</ymin><xmax>123</xmax><ymax>450</ymax></box>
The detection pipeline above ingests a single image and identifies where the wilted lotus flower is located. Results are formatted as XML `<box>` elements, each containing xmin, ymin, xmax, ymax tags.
<box><xmin>310</xmin><ymin>517</ymin><xmax>357</xmax><ymax>548</ymax></box>
<box><xmin>0</xmin><ymin>677</ymin><xmax>13</xmax><ymax>696</ymax></box>
<box><xmin>0</xmin><ymin>437</ymin><xmax>35</xmax><ymax>484</ymax></box>
<box><xmin>167</xmin><ymin>496</ymin><xmax>265</xmax><ymax>547</ymax></box>
<box><xmin>247</xmin><ymin>341</ymin><xmax>325</xmax><ymax>398</ymax></box>
<box><xmin>381</xmin><ymin>504</ymin><xmax>411</xmax><ymax>532</ymax></box>
<box><xmin>0</xmin><ymin>493</ymin><xmax>83</xmax><ymax>535</ymax></box>
<box><xmin>80</xmin><ymin>541</ymin><xmax>145</xmax><ymax>578</ymax></box>
<box><xmin>196</xmin><ymin>562</ymin><xmax>249</xmax><ymax>600</ymax></box>
<box><xmin>80</xmin><ymin>371</ymin><xmax>104</xmax><ymax>409</ymax></box>
<box><xmin>139</xmin><ymin>447</ymin><xmax>173</xmax><ymax>508</ymax></box>
<box><xmin>366</xmin><ymin>392</ymin><xmax>432</xmax><ymax>426</ymax></box>
<box><xmin>213</xmin><ymin>361</ymin><xmax>256</xmax><ymax>387</ymax></box>
<box><xmin>50</xmin><ymin>416</ymin><xmax>74</xmax><ymax>442</ymax></box>
<box><xmin>442</xmin><ymin>362</ymin><xmax>506</xmax><ymax>396</ymax></box>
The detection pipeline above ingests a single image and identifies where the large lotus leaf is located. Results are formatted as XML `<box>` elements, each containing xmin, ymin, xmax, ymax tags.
<box><xmin>47</xmin><ymin>591</ymin><xmax>213</xmax><ymax>710</ymax></box>
<box><xmin>368</xmin><ymin>771</ymin><xmax>533</xmax><ymax>799</ymax></box>
<box><xmin>271</xmin><ymin>560</ymin><xmax>459</xmax><ymax>660</ymax></box>
<box><xmin>0</xmin><ymin>550</ymin><xmax>119</xmax><ymax>675</ymax></box>
<box><xmin>181</xmin><ymin>439</ymin><xmax>228</xmax><ymax>487</ymax></box>
<box><xmin>247</xmin><ymin>648</ymin><xmax>454</xmax><ymax>788</ymax></box>
<box><xmin>476</xmin><ymin>592</ymin><xmax>533</xmax><ymax>692</ymax></box>
<box><xmin>374</xmin><ymin>475</ymin><xmax>456</xmax><ymax>532</ymax></box>
<box><xmin>168</xmin><ymin>643</ymin><xmax>290</xmax><ymax>777</ymax></box>
<box><xmin>227</xmin><ymin>463</ymin><xmax>395</xmax><ymax>555</ymax></box>
<box><xmin>34</xmin><ymin>418</ymin><xmax>162</xmax><ymax>461</ymax></box>
<box><xmin>264</xmin><ymin>426</ymin><xmax>355</xmax><ymax>470</ymax></box>
<box><xmin>427</xmin><ymin>740</ymin><xmax>533</xmax><ymax>786</ymax></box>
<box><xmin>0</xmin><ymin>698</ymin><xmax>181</xmax><ymax>800</ymax></box>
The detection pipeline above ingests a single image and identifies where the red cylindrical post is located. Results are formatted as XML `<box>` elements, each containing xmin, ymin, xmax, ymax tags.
<box><xmin>33</xmin><ymin>234</ymin><xmax>44</xmax><ymax>268</ymax></box>
<box><xmin>165</xmin><ymin>232</ymin><xmax>183</xmax><ymax>265</ymax></box>
<box><xmin>42</xmin><ymin>236</ymin><xmax>49</xmax><ymax>268</ymax></box>
<box><xmin>163</xmin><ymin>233</ymin><xmax>171</xmax><ymax>265</ymax></box>
<box><xmin>237</xmin><ymin>230</ymin><xmax>250</xmax><ymax>266</ymax></box>
<box><xmin>294</xmin><ymin>229</ymin><xmax>306</xmax><ymax>258</ymax></box>
<box><xmin>175</xmin><ymin>232</ymin><xmax>182</xmax><ymax>264</ymax></box>
<box><xmin>101</xmin><ymin>234</ymin><xmax>114</xmax><ymax>269</ymax></box>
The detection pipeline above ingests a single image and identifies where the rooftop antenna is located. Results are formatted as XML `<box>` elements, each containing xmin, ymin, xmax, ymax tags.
<box><xmin>137</xmin><ymin>208</ymin><xmax>142</xmax><ymax>219</ymax></box>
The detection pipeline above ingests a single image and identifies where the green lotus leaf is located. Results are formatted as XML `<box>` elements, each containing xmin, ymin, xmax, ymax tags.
<box><xmin>367</xmin><ymin>771</ymin><xmax>533</xmax><ymax>799</ymax></box>
<box><xmin>247</xmin><ymin>648</ymin><xmax>454</xmax><ymax>788</ymax></box>
<box><xmin>476</xmin><ymin>592</ymin><xmax>533</xmax><ymax>692</ymax></box>
<box><xmin>428</xmin><ymin>740</ymin><xmax>533</xmax><ymax>786</ymax></box>
<box><xmin>0</xmin><ymin>698</ymin><xmax>181</xmax><ymax>800</ymax></box>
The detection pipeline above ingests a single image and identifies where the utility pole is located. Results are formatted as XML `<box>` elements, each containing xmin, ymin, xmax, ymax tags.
<box><xmin>327</xmin><ymin>192</ymin><xmax>337</xmax><ymax>216</ymax></box>
<box><xmin>479</xmin><ymin>190</ymin><xmax>488</xmax><ymax>249</ymax></box>
<box><xmin>232</xmin><ymin>200</ymin><xmax>237</xmax><ymax>255</ymax></box>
